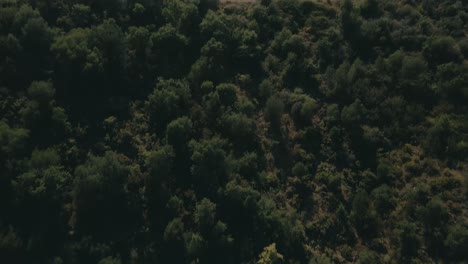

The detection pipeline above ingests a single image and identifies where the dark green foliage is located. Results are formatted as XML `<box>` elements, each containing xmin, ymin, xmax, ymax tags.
<box><xmin>257</xmin><ymin>243</ymin><xmax>284</xmax><ymax>264</ymax></box>
<box><xmin>146</xmin><ymin>79</ymin><xmax>191</xmax><ymax>131</ymax></box>
<box><xmin>89</xmin><ymin>19</ymin><xmax>126</xmax><ymax>73</ymax></box>
<box><xmin>151</xmin><ymin>24</ymin><xmax>189</xmax><ymax>77</ymax></box>
<box><xmin>423</xmin><ymin>36</ymin><xmax>463</xmax><ymax>65</ymax></box>
<box><xmin>341</xmin><ymin>0</ymin><xmax>361</xmax><ymax>42</ymax></box>
<box><xmin>371</xmin><ymin>184</ymin><xmax>396</xmax><ymax>215</ymax></box>
<box><xmin>265</xmin><ymin>96</ymin><xmax>284</xmax><ymax>124</ymax></box>
<box><xmin>72</xmin><ymin>152</ymin><xmax>137</xmax><ymax>239</ymax></box>
<box><xmin>194</xmin><ymin>198</ymin><xmax>217</xmax><ymax>236</ymax></box>
<box><xmin>358</xmin><ymin>249</ymin><xmax>380</xmax><ymax>264</ymax></box>
<box><xmin>340</xmin><ymin>99</ymin><xmax>365</xmax><ymax>126</ymax></box>
<box><xmin>0</xmin><ymin>121</ymin><xmax>29</xmax><ymax>160</ymax></box>
<box><xmin>220</xmin><ymin>112</ymin><xmax>255</xmax><ymax>145</ymax></box>
<box><xmin>98</xmin><ymin>256</ymin><xmax>122</xmax><ymax>264</ymax></box>
<box><xmin>164</xmin><ymin>217</ymin><xmax>185</xmax><ymax>243</ymax></box>
<box><xmin>216</xmin><ymin>83</ymin><xmax>237</xmax><ymax>106</ymax></box>
<box><xmin>444</xmin><ymin>224</ymin><xmax>468</xmax><ymax>261</ymax></box>
<box><xmin>0</xmin><ymin>0</ymin><xmax>466</xmax><ymax>263</ymax></box>
<box><xmin>190</xmin><ymin>137</ymin><xmax>228</xmax><ymax>196</ymax></box>
<box><xmin>166</xmin><ymin>116</ymin><xmax>192</xmax><ymax>148</ymax></box>
<box><xmin>29</xmin><ymin>148</ymin><xmax>60</xmax><ymax>170</ymax></box>
<box><xmin>399</xmin><ymin>222</ymin><xmax>421</xmax><ymax>259</ymax></box>
<box><xmin>350</xmin><ymin>190</ymin><xmax>378</xmax><ymax>236</ymax></box>
<box><xmin>147</xmin><ymin>145</ymin><xmax>175</xmax><ymax>185</ymax></box>
<box><xmin>360</xmin><ymin>0</ymin><xmax>381</xmax><ymax>19</ymax></box>
<box><xmin>434</xmin><ymin>63</ymin><xmax>468</xmax><ymax>103</ymax></box>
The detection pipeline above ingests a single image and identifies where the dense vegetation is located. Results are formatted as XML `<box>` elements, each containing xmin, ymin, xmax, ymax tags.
<box><xmin>0</xmin><ymin>0</ymin><xmax>467</xmax><ymax>263</ymax></box>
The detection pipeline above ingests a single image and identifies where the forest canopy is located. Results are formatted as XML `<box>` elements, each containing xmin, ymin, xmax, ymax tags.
<box><xmin>0</xmin><ymin>0</ymin><xmax>467</xmax><ymax>263</ymax></box>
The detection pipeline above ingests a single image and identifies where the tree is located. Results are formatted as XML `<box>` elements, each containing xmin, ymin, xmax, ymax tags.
<box><xmin>200</xmin><ymin>10</ymin><xmax>230</xmax><ymax>41</ymax></box>
<box><xmin>400</xmin><ymin>55</ymin><xmax>427</xmax><ymax>80</ymax></box>
<box><xmin>146</xmin><ymin>145</ymin><xmax>175</xmax><ymax>187</ymax></box>
<box><xmin>192</xmin><ymin>198</ymin><xmax>233</xmax><ymax>262</ymax></box>
<box><xmin>254</xmin><ymin>196</ymin><xmax>306</xmax><ymax>259</ymax></box>
<box><xmin>291</xmin><ymin>162</ymin><xmax>307</xmax><ymax>178</ymax></box>
<box><xmin>15</xmin><ymin>163</ymin><xmax>70</xmax><ymax>200</ymax></box>
<box><xmin>258</xmin><ymin>79</ymin><xmax>275</xmax><ymax>100</ymax></box>
<box><xmin>309</xmin><ymin>255</ymin><xmax>332</xmax><ymax>264</ymax></box>
<box><xmin>126</xmin><ymin>26</ymin><xmax>152</xmax><ymax>92</ymax></box>
<box><xmin>371</xmin><ymin>184</ymin><xmax>396</xmax><ymax>215</ymax></box>
<box><xmin>20</xmin><ymin>81</ymin><xmax>69</xmax><ymax>145</ymax></box>
<box><xmin>423</xmin><ymin>115</ymin><xmax>452</xmax><ymax>157</ymax></box>
<box><xmin>234</xmin><ymin>29</ymin><xmax>262</xmax><ymax>68</ymax></box>
<box><xmin>223</xmin><ymin>179</ymin><xmax>260</xmax><ymax>222</ymax></box>
<box><xmin>220</xmin><ymin>112</ymin><xmax>255</xmax><ymax>145</ymax></box>
<box><xmin>421</xmin><ymin>198</ymin><xmax>449</xmax><ymax>258</ymax></box>
<box><xmin>360</xmin><ymin>0</ymin><xmax>380</xmax><ymax>18</ymax></box>
<box><xmin>421</xmin><ymin>198</ymin><xmax>449</xmax><ymax>229</ymax></box>
<box><xmin>150</xmin><ymin>24</ymin><xmax>189</xmax><ymax>77</ymax></box>
<box><xmin>399</xmin><ymin>55</ymin><xmax>430</xmax><ymax>100</ymax></box>
<box><xmin>341</xmin><ymin>0</ymin><xmax>365</xmax><ymax>55</ymax></box>
<box><xmin>376</xmin><ymin>160</ymin><xmax>400</xmax><ymax>184</ymax></box>
<box><xmin>189</xmin><ymin>137</ymin><xmax>228</xmax><ymax>195</ymax></box>
<box><xmin>146</xmin><ymin>79</ymin><xmax>191</xmax><ymax>132</ymax></box>
<box><xmin>265</xmin><ymin>96</ymin><xmax>284</xmax><ymax>125</ymax></box>
<box><xmin>194</xmin><ymin>198</ymin><xmax>217</xmax><ymax>236</ymax></box>
<box><xmin>291</xmin><ymin>93</ymin><xmax>319</xmax><ymax>126</ymax></box>
<box><xmin>0</xmin><ymin>121</ymin><xmax>29</xmax><ymax>163</ymax></box>
<box><xmin>268</xmin><ymin>28</ymin><xmax>292</xmax><ymax>57</ymax></box>
<box><xmin>98</xmin><ymin>256</ymin><xmax>122</xmax><ymax>264</ymax></box>
<box><xmin>300</xmin><ymin>97</ymin><xmax>318</xmax><ymax>121</ymax></box>
<box><xmin>52</xmin><ymin>28</ymin><xmax>101</xmax><ymax>75</ymax></box>
<box><xmin>423</xmin><ymin>37</ymin><xmax>462</xmax><ymax>65</ymax></box>
<box><xmin>434</xmin><ymin>63</ymin><xmax>468</xmax><ymax>103</ymax></box>
<box><xmin>29</xmin><ymin>148</ymin><xmax>60</xmax><ymax>170</ymax></box>
<box><xmin>72</xmin><ymin>152</ymin><xmax>137</xmax><ymax>239</ymax></box>
<box><xmin>216</xmin><ymin>83</ymin><xmax>237</xmax><ymax>106</ymax></box>
<box><xmin>185</xmin><ymin>232</ymin><xmax>206</xmax><ymax>260</ymax></box>
<box><xmin>350</xmin><ymin>190</ymin><xmax>378</xmax><ymax>236</ymax></box>
<box><xmin>162</xmin><ymin>0</ymin><xmax>199</xmax><ymax>34</ymax></box>
<box><xmin>12</xmin><ymin>148</ymin><xmax>71</xmax><ymax>261</ymax></box>
<box><xmin>89</xmin><ymin>19</ymin><xmax>126</xmax><ymax>79</ymax></box>
<box><xmin>91</xmin><ymin>0</ymin><xmax>123</xmax><ymax>16</ymax></box>
<box><xmin>52</xmin><ymin>27</ymin><xmax>105</xmax><ymax>116</ymax></box>
<box><xmin>145</xmin><ymin>145</ymin><xmax>176</xmax><ymax>232</ymax></box>
<box><xmin>258</xmin><ymin>243</ymin><xmax>284</xmax><ymax>264</ymax></box>
<box><xmin>163</xmin><ymin>217</ymin><xmax>186</xmax><ymax>263</ymax></box>
<box><xmin>444</xmin><ymin>224</ymin><xmax>468</xmax><ymax>261</ymax></box>
<box><xmin>13</xmin><ymin>4</ymin><xmax>52</xmax><ymax>83</ymax></box>
<box><xmin>19</xmin><ymin>16</ymin><xmax>51</xmax><ymax>68</ymax></box>
<box><xmin>57</xmin><ymin>4</ymin><xmax>94</xmax><ymax>29</ymax></box>
<box><xmin>358</xmin><ymin>249</ymin><xmax>380</xmax><ymax>264</ymax></box>
<box><xmin>197</xmin><ymin>0</ymin><xmax>219</xmax><ymax>16</ymax></box>
<box><xmin>0</xmin><ymin>33</ymin><xmax>21</xmax><ymax>88</ymax></box>
<box><xmin>25</xmin><ymin>80</ymin><xmax>54</xmax><ymax>107</ymax></box>
<box><xmin>164</xmin><ymin>217</ymin><xmax>185</xmax><ymax>242</ymax></box>
<box><xmin>399</xmin><ymin>222</ymin><xmax>421</xmax><ymax>259</ymax></box>
<box><xmin>340</xmin><ymin>99</ymin><xmax>365</xmax><ymax>126</ymax></box>
<box><xmin>166</xmin><ymin>116</ymin><xmax>192</xmax><ymax>150</ymax></box>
